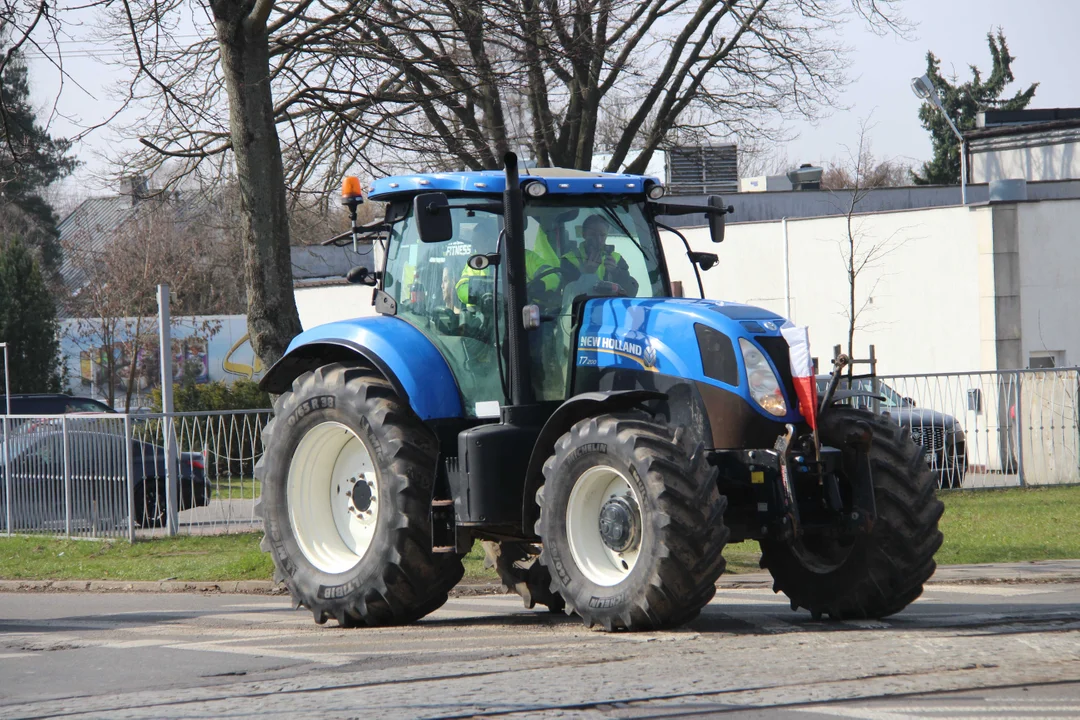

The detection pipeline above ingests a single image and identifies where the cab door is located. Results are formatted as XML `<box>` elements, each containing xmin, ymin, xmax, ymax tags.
<box><xmin>383</xmin><ymin>204</ymin><xmax>507</xmax><ymax>418</ymax></box>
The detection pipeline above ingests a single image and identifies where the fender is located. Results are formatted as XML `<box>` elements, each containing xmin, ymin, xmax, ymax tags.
<box><xmin>519</xmin><ymin>389</ymin><xmax>665</xmax><ymax>535</ymax></box>
<box><xmin>259</xmin><ymin>317</ymin><xmax>464</xmax><ymax>421</ymax></box>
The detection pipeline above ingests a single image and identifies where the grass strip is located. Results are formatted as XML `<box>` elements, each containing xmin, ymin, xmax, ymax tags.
<box><xmin>1</xmin><ymin>486</ymin><xmax>1076</xmax><ymax>582</ymax></box>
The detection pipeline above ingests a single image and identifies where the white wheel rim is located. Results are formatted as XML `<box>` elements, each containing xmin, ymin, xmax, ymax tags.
<box><xmin>565</xmin><ymin>465</ymin><xmax>642</xmax><ymax>587</ymax></box>
<box><xmin>287</xmin><ymin>421</ymin><xmax>379</xmax><ymax>574</ymax></box>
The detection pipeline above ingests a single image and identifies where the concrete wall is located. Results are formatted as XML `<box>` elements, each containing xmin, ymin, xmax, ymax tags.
<box><xmin>1016</xmin><ymin>198</ymin><xmax>1080</xmax><ymax>368</ymax></box>
<box><xmin>972</xmin><ymin>140</ymin><xmax>1080</xmax><ymax>184</ymax></box>
<box><xmin>662</xmin><ymin>205</ymin><xmax>986</xmax><ymax>375</ymax></box>
<box><xmin>294</xmin><ymin>283</ymin><xmax>377</xmax><ymax>330</ymax></box>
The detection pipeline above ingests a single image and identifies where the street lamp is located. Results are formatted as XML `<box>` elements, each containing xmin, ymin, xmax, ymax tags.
<box><xmin>911</xmin><ymin>73</ymin><xmax>968</xmax><ymax>204</ymax></box>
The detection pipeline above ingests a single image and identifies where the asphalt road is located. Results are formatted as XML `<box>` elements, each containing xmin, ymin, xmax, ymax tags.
<box><xmin>1</xmin><ymin>583</ymin><xmax>1079</xmax><ymax>719</ymax></box>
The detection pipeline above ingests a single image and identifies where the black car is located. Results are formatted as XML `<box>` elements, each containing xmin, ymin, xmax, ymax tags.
<box><xmin>0</xmin><ymin>429</ymin><xmax>208</xmax><ymax>529</ymax></box>
<box><xmin>0</xmin><ymin>394</ymin><xmax>118</xmax><ymax>435</ymax></box>
<box><xmin>816</xmin><ymin>375</ymin><xmax>967</xmax><ymax>488</ymax></box>
<box><xmin>0</xmin><ymin>394</ymin><xmax>115</xmax><ymax>415</ymax></box>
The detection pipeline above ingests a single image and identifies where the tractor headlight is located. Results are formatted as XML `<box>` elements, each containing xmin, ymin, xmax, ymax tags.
<box><xmin>739</xmin><ymin>338</ymin><xmax>787</xmax><ymax>417</ymax></box>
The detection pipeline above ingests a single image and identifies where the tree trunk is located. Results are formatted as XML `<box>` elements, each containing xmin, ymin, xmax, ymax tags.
<box><xmin>124</xmin><ymin>315</ymin><xmax>143</xmax><ymax>413</ymax></box>
<box><xmin>213</xmin><ymin>1</ymin><xmax>302</xmax><ymax>368</ymax></box>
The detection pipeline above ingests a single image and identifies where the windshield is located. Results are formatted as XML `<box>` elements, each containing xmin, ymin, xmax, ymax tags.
<box><xmin>523</xmin><ymin>198</ymin><xmax>666</xmax><ymax>302</ymax></box>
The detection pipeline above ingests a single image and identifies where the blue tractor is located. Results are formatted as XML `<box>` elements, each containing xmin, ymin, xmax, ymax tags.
<box><xmin>255</xmin><ymin>156</ymin><xmax>943</xmax><ymax>631</ymax></box>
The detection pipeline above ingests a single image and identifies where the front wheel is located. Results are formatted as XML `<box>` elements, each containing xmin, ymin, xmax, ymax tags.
<box><xmin>760</xmin><ymin>407</ymin><xmax>944</xmax><ymax>620</ymax></box>
<box><xmin>536</xmin><ymin>414</ymin><xmax>728</xmax><ymax>631</ymax></box>
<box><xmin>255</xmin><ymin>363</ymin><xmax>463</xmax><ymax>627</ymax></box>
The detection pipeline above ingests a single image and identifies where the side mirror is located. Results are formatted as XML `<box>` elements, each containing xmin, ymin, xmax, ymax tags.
<box><xmin>346</xmin><ymin>266</ymin><xmax>379</xmax><ymax>286</ymax></box>
<box><xmin>414</xmin><ymin>192</ymin><xmax>453</xmax><ymax>242</ymax></box>
<box><xmin>707</xmin><ymin>195</ymin><xmax>733</xmax><ymax>243</ymax></box>
<box><xmin>688</xmin><ymin>251</ymin><xmax>718</xmax><ymax>271</ymax></box>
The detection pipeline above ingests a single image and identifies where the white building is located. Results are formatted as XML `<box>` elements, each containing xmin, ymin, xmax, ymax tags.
<box><xmin>968</xmin><ymin>109</ymin><xmax>1080</xmax><ymax>185</ymax></box>
<box><xmin>662</xmin><ymin>189</ymin><xmax>1080</xmax><ymax>376</ymax></box>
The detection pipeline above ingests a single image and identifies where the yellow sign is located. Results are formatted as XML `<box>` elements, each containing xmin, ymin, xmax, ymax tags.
<box><xmin>222</xmin><ymin>334</ymin><xmax>264</xmax><ymax>379</ymax></box>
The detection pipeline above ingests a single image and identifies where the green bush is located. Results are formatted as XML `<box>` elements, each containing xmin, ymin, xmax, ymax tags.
<box><xmin>146</xmin><ymin>379</ymin><xmax>271</xmax><ymax>478</ymax></box>
<box><xmin>149</xmin><ymin>379</ymin><xmax>271</xmax><ymax>412</ymax></box>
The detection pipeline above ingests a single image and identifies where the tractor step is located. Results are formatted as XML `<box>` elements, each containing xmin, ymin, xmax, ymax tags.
<box><xmin>432</xmin><ymin>545</ymin><xmax>457</xmax><ymax>553</ymax></box>
<box><xmin>431</xmin><ymin>499</ymin><xmax>454</xmax><ymax>508</ymax></box>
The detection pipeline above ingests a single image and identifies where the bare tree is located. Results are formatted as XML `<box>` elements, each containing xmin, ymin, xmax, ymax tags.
<box><xmin>829</xmin><ymin>118</ymin><xmax>911</xmax><ymax>365</ymax></box>
<box><xmin>110</xmin><ymin>0</ymin><xmax>908</xmax><ymax>182</ymax></box>
<box><xmin>62</xmin><ymin>195</ymin><xmax>230</xmax><ymax>409</ymax></box>
<box><xmin>821</xmin><ymin>156</ymin><xmax>912</xmax><ymax>190</ymax></box>
<box><xmin>14</xmin><ymin>0</ymin><xmax>908</xmax><ymax>365</ymax></box>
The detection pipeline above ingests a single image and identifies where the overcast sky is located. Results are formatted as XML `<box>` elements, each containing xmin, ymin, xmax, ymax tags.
<box><xmin>27</xmin><ymin>0</ymin><xmax>1079</xmax><ymax>197</ymax></box>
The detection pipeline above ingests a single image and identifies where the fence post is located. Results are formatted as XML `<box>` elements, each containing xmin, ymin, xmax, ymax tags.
<box><xmin>869</xmin><ymin>345</ymin><xmax>880</xmax><ymax>415</ymax></box>
<box><xmin>62</xmin><ymin>415</ymin><xmax>72</xmax><ymax>538</ymax></box>
<box><xmin>1015</xmin><ymin>369</ymin><xmax>1025</xmax><ymax>487</ymax></box>
<box><xmin>125</xmin><ymin>414</ymin><xmax>136</xmax><ymax>543</ymax></box>
<box><xmin>158</xmin><ymin>284</ymin><xmax>179</xmax><ymax>536</ymax></box>
<box><xmin>3</xmin><ymin>416</ymin><xmax>9</xmax><ymax>535</ymax></box>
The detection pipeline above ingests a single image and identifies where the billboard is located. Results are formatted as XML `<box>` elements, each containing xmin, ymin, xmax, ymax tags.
<box><xmin>61</xmin><ymin>315</ymin><xmax>262</xmax><ymax>407</ymax></box>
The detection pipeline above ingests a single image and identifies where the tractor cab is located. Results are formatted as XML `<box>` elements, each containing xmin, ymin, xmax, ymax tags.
<box><xmin>367</xmin><ymin>169</ymin><xmax>679</xmax><ymax>413</ymax></box>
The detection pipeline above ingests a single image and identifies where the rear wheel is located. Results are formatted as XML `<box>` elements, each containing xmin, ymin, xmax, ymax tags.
<box><xmin>537</xmin><ymin>414</ymin><xmax>728</xmax><ymax>631</ymax></box>
<box><xmin>760</xmin><ymin>407</ymin><xmax>943</xmax><ymax>620</ymax></box>
<box><xmin>255</xmin><ymin>363</ymin><xmax>463</xmax><ymax>627</ymax></box>
<box><xmin>133</xmin><ymin>479</ymin><xmax>166</xmax><ymax>528</ymax></box>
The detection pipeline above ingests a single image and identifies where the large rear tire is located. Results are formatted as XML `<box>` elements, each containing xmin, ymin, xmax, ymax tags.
<box><xmin>760</xmin><ymin>407</ymin><xmax>944</xmax><ymax>620</ymax></box>
<box><xmin>536</xmin><ymin>414</ymin><xmax>728</xmax><ymax>631</ymax></box>
<box><xmin>255</xmin><ymin>363</ymin><xmax>464</xmax><ymax>627</ymax></box>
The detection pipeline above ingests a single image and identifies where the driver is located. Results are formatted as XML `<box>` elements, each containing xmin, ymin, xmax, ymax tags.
<box><xmin>559</xmin><ymin>215</ymin><xmax>638</xmax><ymax>296</ymax></box>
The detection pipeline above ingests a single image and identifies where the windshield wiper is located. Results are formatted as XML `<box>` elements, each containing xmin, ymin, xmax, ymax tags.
<box><xmin>599</xmin><ymin>203</ymin><xmax>648</xmax><ymax>258</ymax></box>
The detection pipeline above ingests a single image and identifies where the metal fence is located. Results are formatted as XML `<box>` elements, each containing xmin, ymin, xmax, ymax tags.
<box><xmin>1</xmin><ymin>410</ymin><xmax>271</xmax><ymax>541</ymax></box>
<box><xmin>863</xmin><ymin>368</ymin><xmax>1080</xmax><ymax>489</ymax></box>
<box><xmin>3</xmin><ymin>368</ymin><xmax>1077</xmax><ymax>541</ymax></box>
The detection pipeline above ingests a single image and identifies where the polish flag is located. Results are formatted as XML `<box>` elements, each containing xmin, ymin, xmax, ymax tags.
<box><xmin>781</xmin><ymin>325</ymin><xmax>818</xmax><ymax>430</ymax></box>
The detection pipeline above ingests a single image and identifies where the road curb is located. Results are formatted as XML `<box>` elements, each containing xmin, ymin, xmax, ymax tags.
<box><xmin>0</xmin><ymin>579</ymin><xmax>509</xmax><ymax>596</ymax></box>
<box><xmin>0</xmin><ymin>579</ymin><xmax>291</xmax><ymax>595</ymax></box>
<box><xmin>3</xmin><ymin>561</ymin><xmax>1078</xmax><ymax>595</ymax></box>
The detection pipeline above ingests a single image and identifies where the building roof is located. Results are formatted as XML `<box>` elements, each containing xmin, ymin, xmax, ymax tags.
<box><xmin>966</xmin><ymin>117</ymin><xmax>1080</xmax><ymax>142</ymax></box>
<box><xmin>56</xmin><ymin>195</ymin><xmax>143</xmax><ymax>288</ymax></box>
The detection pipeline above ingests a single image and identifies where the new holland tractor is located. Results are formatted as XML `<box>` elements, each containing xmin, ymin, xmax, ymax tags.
<box><xmin>254</xmin><ymin>155</ymin><xmax>943</xmax><ymax>631</ymax></box>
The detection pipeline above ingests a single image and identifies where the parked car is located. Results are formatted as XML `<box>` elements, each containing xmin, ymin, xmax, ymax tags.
<box><xmin>0</xmin><ymin>394</ymin><xmax>115</xmax><ymax>415</ymax></box>
<box><xmin>0</xmin><ymin>394</ymin><xmax>119</xmax><ymax>435</ymax></box>
<box><xmin>0</xmin><ymin>429</ymin><xmax>208</xmax><ymax>529</ymax></box>
<box><xmin>816</xmin><ymin>375</ymin><xmax>967</xmax><ymax>488</ymax></box>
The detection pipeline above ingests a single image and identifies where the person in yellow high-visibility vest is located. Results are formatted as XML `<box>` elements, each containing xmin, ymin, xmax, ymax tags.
<box><xmin>559</xmin><ymin>215</ymin><xmax>638</xmax><ymax>296</ymax></box>
<box><xmin>525</xmin><ymin>223</ymin><xmax>561</xmax><ymax>304</ymax></box>
<box><xmin>455</xmin><ymin>220</ymin><xmax>562</xmax><ymax>308</ymax></box>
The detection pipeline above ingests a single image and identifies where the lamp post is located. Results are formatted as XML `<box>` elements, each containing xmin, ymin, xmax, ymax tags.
<box><xmin>911</xmin><ymin>74</ymin><xmax>967</xmax><ymax>205</ymax></box>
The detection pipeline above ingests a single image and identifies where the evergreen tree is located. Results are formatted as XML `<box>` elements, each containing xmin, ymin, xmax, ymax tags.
<box><xmin>0</xmin><ymin>45</ymin><xmax>78</xmax><ymax>270</ymax></box>
<box><xmin>913</xmin><ymin>31</ymin><xmax>1038</xmax><ymax>186</ymax></box>
<box><xmin>0</xmin><ymin>236</ymin><xmax>61</xmax><ymax>392</ymax></box>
